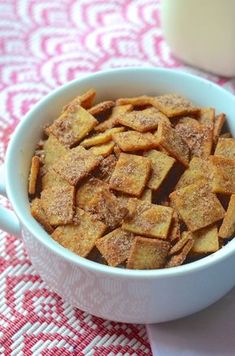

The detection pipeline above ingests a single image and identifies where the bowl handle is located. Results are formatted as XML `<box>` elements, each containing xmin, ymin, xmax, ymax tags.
<box><xmin>0</xmin><ymin>164</ymin><xmax>21</xmax><ymax>237</ymax></box>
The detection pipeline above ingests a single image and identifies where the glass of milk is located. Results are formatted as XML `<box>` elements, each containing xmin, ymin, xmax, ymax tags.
<box><xmin>161</xmin><ymin>0</ymin><xmax>235</xmax><ymax>77</ymax></box>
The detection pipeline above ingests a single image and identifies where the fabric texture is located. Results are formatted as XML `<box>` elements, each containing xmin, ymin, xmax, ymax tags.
<box><xmin>0</xmin><ymin>1</ymin><xmax>235</xmax><ymax>355</ymax></box>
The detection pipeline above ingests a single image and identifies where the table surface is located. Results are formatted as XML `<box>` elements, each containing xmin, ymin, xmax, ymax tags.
<box><xmin>1</xmin><ymin>1</ymin><xmax>235</xmax><ymax>355</ymax></box>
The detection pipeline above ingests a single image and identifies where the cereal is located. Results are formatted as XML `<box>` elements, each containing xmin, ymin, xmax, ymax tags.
<box><xmin>28</xmin><ymin>156</ymin><xmax>41</xmax><ymax>195</ymax></box>
<box><xmin>122</xmin><ymin>200</ymin><xmax>173</xmax><ymax>239</ymax></box>
<box><xmin>96</xmin><ymin>228</ymin><xmax>135</xmax><ymax>266</ymax></box>
<box><xmin>109</xmin><ymin>153</ymin><xmax>151</xmax><ymax>197</ymax></box>
<box><xmin>170</xmin><ymin>180</ymin><xmax>225</xmax><ymax>231</ymax></box>
<box><xmin>144</xmin><ymin>149</ymin><xmax>175</xmax><ymax>190</ymax></box>
<box><xmin>52</xmin><ymin>208</ymin><xmax>106</xmax><ymax>257</ymax></box>
<box><xmin>88</xmin><ymin>100</ymin><xmax>115</xmax><ymax>116</ymax></box>
<box><xmin>28</xmin><ymin>88</ymin><xmax>235</xmax><ymax>270</ymax></box>
<box><xmin>117</xmin><ymin>107</ymin><xmax>170</xmax><ymax>132</ymax></box>
<box><xmin>46</xmin><ymin>105</ymin><xmax>98</xmax><ymax>147</ymax></box>
<box><xmin>219</xmin><ymin>194</ymin><xmax>235</xmax><ymax>239</ymax></box>
<box><xmin>53</xmin><ymin>146</ymin><xmax>102</xmax><ymax>185</ymax></box>
<box><xmin>127</xmin><ymin>236</ymin><xmax>170</xmax><ymax>269</ymax></box>
<box><xmin>152</xmin><ymin>94</ymin><xmax>199</xmax><ymax>118</ymax></box>
<box><xmin>156</xmin><ymin>122</ymin><xmax>190</xmax><ymax>166</ymax></box>
<box><xmin>214</xmin><ymin>138</ymin><xmax>235</xmax><ymax>159</ymax></box>
<box><xmin>112</xmin><ymin>131</ymin><xmax>158</xmax><ymax>152</ymax></box>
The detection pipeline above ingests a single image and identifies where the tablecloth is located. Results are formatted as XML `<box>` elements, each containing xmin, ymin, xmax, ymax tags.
<box><xmin>1</xmin><ymin>1</ymin><xmax>235</xmax><ymax>355</ymax></box>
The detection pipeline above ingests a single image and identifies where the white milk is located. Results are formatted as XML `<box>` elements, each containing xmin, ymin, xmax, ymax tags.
<box><xmin>161</xmin><ymin>0</ymin><xmax>235</xmax><ymax>77</ymax></box>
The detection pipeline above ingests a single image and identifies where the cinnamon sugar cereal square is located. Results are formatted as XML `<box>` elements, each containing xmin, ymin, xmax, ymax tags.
<box><xmin>53</xmin><ymin>146</ymin><xmax>102</xmax><ymax>186</ymax></box>
<box><xmin>41</xmin><ymin>183</ymin><xmax>75</xmax><ymax>226</ymax></box>
<box><xmin>41</xmin><ymin>170</ymin><xmax>69</xmax><ymax>190</ymax></box>
<box><xmin>144</xmin><ymin>149</ymin><xmax>175</xmax><ymax>190</ymax></box>
<box><xmin>170</xmin><ymin>181</ymin><xmax>225</xmax><ymax>231</ymax></box>
<box><xmin>219</xmin><ymin>194</ymin><xmax>235</xmax><ymax>239</ymax></box>
<box><xmin>117</xmin><ymin>107</ymin><xmax>170</xmax><ymax>132</ymax></box>
<box><xmin>169</xmin><ymin>231</ymin><xmax>193</xmax><ymax>255</ymax></box>
<box><xmin>214</xmin><ymin>138</ymin><xmax>235</xmax><ymax>159</ymax></box>
<box><xmin>168</xmin><ymin>211</ymin><xmax>181</xmax><ymax>242</ymax></box>
<box><xmin>214</xmin><ymin>113</ymin><xmax>225</xmax><ymax>144</ymax></box>
<box><xmin>76</xmin><ymin>177</ymin><xmax>109</xmax><ymax>209</ymax></box>
<box><xmin>191</xmin><ymin>225</ymin><xmax>219</xmax><ymax>254</ymax></box>
<box><xmin>165</xmin><ymin>238</ymin><xmax>194</xmax><ymax>268</ymax></box>
<box><xmin>63</xmin><ymin>89</ymin><xmax>96</xmax><ymax>112</ymax></box>
<box><xmin>81</xmin><ymin>127</ymin><xmax>124</xmax><ymax>148</ymax></box>
<box><xmin>209</xmin><ymin>156</ymin><xmax>235</xmax><ymax>194</ymax></box>
<box><xmin>88</xmin><ymin>100</ymin><xmax>115</xmax><ymax>116</ymax></box>
<box><xmin>30</xmin><ymin>198</ymin><xmax>54</xmax><ymax>233</ymax></box>
<box><xmin>198</xmin><ymin>108</ymin><xmax>215</xmax><ymax>129</ymax></box>
<box><xmin>152</xmin><ymin>94</ymin><xmax>199</xmax><ymax>118</ymax></box>
<box><xmin>122</xmin><ymin>200</ymin><xmax>173</xmax><ymax>239</ymax></box>
<box><xmin>46</xmin><ymin>105</ymin><xmax>98</xmax><ymax>147</ymax></box>
<box><xmin>89</xmin><ymin>141</ymin><xmax>115</xmax><ymax>157</ymax></box>
<box><xmin>28</xmin><ymin>156</ymin><xmax>41</xmax><ymax>195</ymax></box>
<box><xmin>96</xmin><ymin>154</ymin><xmax>117</xmax><ymax>182</ymax></box>
<box><xmin>112</xmin><ymin>131</ymin><xmax>158</xmax><ymax>152</ymax></box>
<box><xmin>95</xmin><ymin>228</ymin><xmax>135</xmax><ymax>266</ymax></box>
<box><xmin>109</xmin><ymin>153</ymin><xmax>151</xmax><ymax>197</ymax></box>
<box><xmin>156</xmin><ymin>122</ymin><xmax>190</xmax><ymax>166</ymax></box>
<box><xmin>51</xmin><ymin>208</ymin><xmax>106</xmax><ymax>257</ymax></box>
<box><xmin>94</xmin><ymin>104</ymin><xmax>133</xmax><ymax>132</ymax></box>
<box><xmin>116</xmin><ymin>95</ymin><xmax>154</xmax><ymax>107</ymax></box>
<box><xmin>140</xmin><ymin>188</ymin><xmax>152</xmax><ymax>203</ymax></box>
<box><xmin>175</xmin><ymin>119</ymin><xmax>213</xmax><ymax>159</ymax></box>
<box><xmin>127</xmin><ymin>236</ymin><xmax>170</xmax><ymax>269</ymax></box>
<box><xmin>44</xmin><ymin>134</ymin><xmax>68</xmax><ymax>170</ymax></box>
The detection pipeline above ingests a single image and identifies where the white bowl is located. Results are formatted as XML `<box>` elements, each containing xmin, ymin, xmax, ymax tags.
<box><xmin>1</xmin><ymin>67</ymin><xmax>235</xmax><ymax>324</ymax></box>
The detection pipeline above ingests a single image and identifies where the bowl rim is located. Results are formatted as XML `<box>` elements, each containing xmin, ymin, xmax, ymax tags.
<box><xmin>5</xmin><ymin>66</ymin><xmax>235</xmax><ymax>279</ymax></box>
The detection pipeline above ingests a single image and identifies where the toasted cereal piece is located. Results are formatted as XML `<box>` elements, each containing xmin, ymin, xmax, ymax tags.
<box><xmin>175</xmin><ymin>120</ymin><xmax>213</xmax><ymax>159</ymax></box>
<box><xmin>168</xmin><ymin>211</ymin><xmax>181</xmax><ymax>242</ymax></box>
<box><xmin>41</xmin><ymin>170</ymin><xmax>69</xmax><ymax>190</ymax></box>
<box><xmin>81</xmin><ymin>127</ymin><xmax>124</xmax><ymax>148</ymax></box>
<box><xmin>53</xmin><ymin>146</ymin><xmax>102</xmax><ymax>186</ymax></box>
<box><xmin>140</xmin><ymin>188</ymin><xmax>152</xmax><ymax>203</ymax></box>
<box><xmin>156</xmin><ymin>122</ymin><xmax>190</xmax><ymax>166</ymax></box>
<box><xmin>46</xmin><ymin>105</ymin><xmax>98</xmax><ymax>147</ymax></box>
<box><xmin>85</xmin><ymin>190</ymin><xmax>128</xmax><ymax>230</ymax></box>
<box><xmin>198</xmin><ymin>108</ymin><xmax>215</xmax><ymax>129</ymax></box>
<box><xmin>76</xmin><ymin>177</ymin><xmax>109</xmax><ymax>209</ymax></box>
<box><xmin>51</xmin><ymin>208</ymin><xmax>106</xmax><ymax>257</ymax></box>
<box><xmin>109</xmin><ymin>153</ymin><xmax>151</xmax><ymax>197</ymax></box>
<box><xmin>44</xmin><ymin>134</ymin><xmax>68</xmax><ymax>169</ymax></box>
<box><xmin>170</xmin><ymin>180</ymin><xmax>225</xmax><ymax>232</ymax></box>
<box><xmin>214</xmin><ymin>138</ymin><xmax>235</xmax><ymax>159</ymax></box>
<box><xmin>169</xmin><ymin>231</ymin><xmax>193</xmax><ymax>255</ymax></box>
<box><xmin>112</xmin><ymin>131</ymin><xmax>158</xmax><ymax>152</ymax></box>
<box><xmin>63</xmin><ymin>89</ymin><xmax>96</xmax><ymax>112</ymax></box>
<box><xmin>96</xmin><ymin>154</ymin><xmax>117</xmax><ymax>182</ymax></box>
<box><xmin>89</xmin><ymin>141</ymin><xmax>115</xmax><ymax>157</ymax></box>
<box><xmin>94</xmin><ymin>104</ymin><xmax>133</xmax><ymax>132</ymax></box>
<box><xmin>88</xmin><ymin>100</ymin><xmax>115</xmax><ymax>116</ymax></box>
<box><xmin>175</xmin><ymin>157</ymin><xmax>216</xmax><ymax>190</ymax></box>
<box><xmin>213</xmin><ymin>113</ymin><xmax>225</xmax><ymax>144</ymax></box>
<box><xmin>209</xmin><ymin>156</ymin><xmax>235</xmax><ymax>195</ymax></box>
<box><xmin>113</xmin><ymin>144</ymin><xmax>121</xmax><ymax>158</ymax></box>
<box><xmin>41</xmin><ymin>184</ymin><xmax>75</xmax><ymax>226</ymax></box>
<box><xmin>96</xmin><ymin>228</ymin><xmax>135</xmax><ymax>266</ymax></box>
<box><xmin>152</xmin><ymin>94</ymin><xmax>199</xmax><ymax>118</ymax></box>
<box><xmin>116</xmin><ymin>95</ymin><xmax>154</xmax><ymax>107</ymax></box>
<box><xmin>31</xmin><ymin>198</ymin><xmax>54</xmax><ymax>233</ymax></box>
<box><xmin>117</xmin><ymin>107</ymin><xmax>170</xmax><ymax>132</ymax></box>
<box><xmin>191</xmin><ymin>225</ymin><xmax>219</xmax><ymax>254</ymax></box>
<box><xmin>165</xmin><ymin>239</ymin><xmax>194</xmax><ymax>268</ymax></box>
<box><xmin>127</xmin><ymin>236</ymin><xmax>170</xmax><ymax>269</ymax></box>
<box><xmin>122</xmin><ymin>200</ymin><xmax>173</xmax><ymax>239</ymax></box>
<box><xmin>144</xmin><ymin>150</ymin><xmax>175</xmax><ymax>190</ymax></box>
<box><xmin>219</xmin><ymin>194</ymin><xmax>235</xmax><ymax>239</ymax></box>
<box><xmin>28</xmin><ymin>156</ymin><xmax>41</xmax><ymax>195</ymax></box>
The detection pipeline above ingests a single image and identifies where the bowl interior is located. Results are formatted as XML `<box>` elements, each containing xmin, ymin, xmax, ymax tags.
<box><xmin>6</xmin><ymin>67</ymin><xmax>235</xmax><ymax>276</ymax></box>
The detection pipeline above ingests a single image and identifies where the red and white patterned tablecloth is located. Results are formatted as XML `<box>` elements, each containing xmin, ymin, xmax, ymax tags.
<box><xmin>1</xmin><ymin>1</ymin><xmax>235</xmax><ymax>355</ymax></box>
